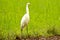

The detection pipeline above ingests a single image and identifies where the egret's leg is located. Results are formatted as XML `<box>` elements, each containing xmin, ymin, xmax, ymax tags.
<box><xmin>26</xmin><ymin>25</ymin><xmax>28</xmax><ymax>37</ymax></box>
<box><xmin>21</xmin><ymin>29</ymin><xmax>23</xmax><ymax>39</ymax></box>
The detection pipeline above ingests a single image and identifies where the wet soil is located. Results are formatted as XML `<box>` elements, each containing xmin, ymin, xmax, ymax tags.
<box><xmin>16</xmin><ymin>35</ymin><xmax>60</xmax><ymax>40</ymax></box>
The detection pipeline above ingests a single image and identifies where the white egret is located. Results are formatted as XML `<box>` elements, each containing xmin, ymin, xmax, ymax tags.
<box><xmin>20</xmin><ymin>2</ymin><xmax>30</xmax><ymax>36</ymax></box>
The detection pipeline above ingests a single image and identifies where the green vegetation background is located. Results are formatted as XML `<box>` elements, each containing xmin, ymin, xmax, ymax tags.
<box><xmin>0</xmin><ymin>0</ymin><xmax>60</xmax><ymax>40</ymax></box>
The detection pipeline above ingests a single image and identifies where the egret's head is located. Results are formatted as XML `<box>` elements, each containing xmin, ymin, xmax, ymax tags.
<box><xmin>27</xmin><ymin>2</ymin><xmax>30</xmax><ymax>5</ymax></box>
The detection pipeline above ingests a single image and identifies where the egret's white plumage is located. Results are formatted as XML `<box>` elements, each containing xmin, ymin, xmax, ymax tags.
<box><xmin>21</xmin><ymin>2</ymin><xmax>30</xmax><ymax>31</ymax></box>
<box><xmin>21</xmin><ymin>13</ymin><xmax>30</xmax><ymax>30</ymax></box>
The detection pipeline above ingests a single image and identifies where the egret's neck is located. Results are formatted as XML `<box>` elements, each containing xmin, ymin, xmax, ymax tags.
<box><xmin>26</xmin><ymin>4</ymin><xmax>29</xmax><ymax>14</ymax></box>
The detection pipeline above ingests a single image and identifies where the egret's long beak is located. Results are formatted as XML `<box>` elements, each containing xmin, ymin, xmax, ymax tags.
<box><xmin>27</xmin><ymin>2</ymin><xmax>30</xmax><ymax>5</ymax></box>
